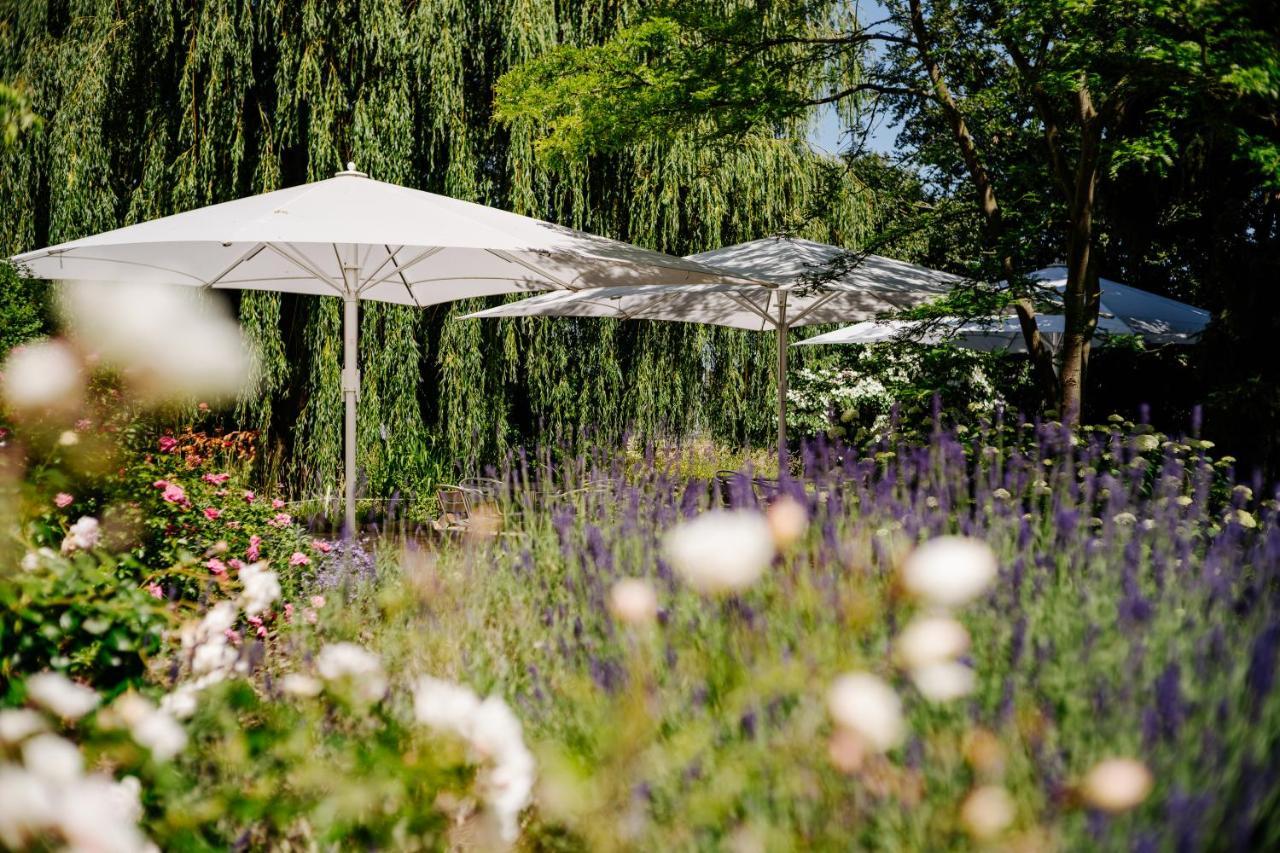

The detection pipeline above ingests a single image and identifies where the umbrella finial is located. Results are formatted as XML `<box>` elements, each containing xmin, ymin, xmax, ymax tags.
<box><xmin>334</xmin><ymin>162</ymin><xmax>368</xmax><ymax>178</ymax></box>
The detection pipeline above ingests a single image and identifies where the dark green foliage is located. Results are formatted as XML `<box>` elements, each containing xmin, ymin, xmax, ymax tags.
<box><xmin>0</xmin><ymin>261</ymin><xmax>48</xmax><ymax>357</ymax></box>
<box><xmin>0</xmin><ymin>0</ymin><xmax>886</xmax><ymax>501</ymax></box>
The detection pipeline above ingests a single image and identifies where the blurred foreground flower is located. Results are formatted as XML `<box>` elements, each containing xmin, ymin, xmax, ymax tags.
<box><xmin>960</xmin><ymin>785</ymin><xmax>1015</xmax><ymax>839</ymax></box>
<box><xmin>25</xmin><ymin>672</ymin><xmax>98</xmax><ymax>721</ymax></box>
<box><xmin>900</xmin><ymin>536</ymin><xmax>998</xmax><ymax>608</ymax></box>
<box><xmin>766</xmin><ymin>496</ymin><xmax>809</xmax><ymax>548</ymax></box>
<box><xmin>1081</xmin><ymin>758</ymin><xmax>1153</xmax><ymax>813</ymax></box>
<box><xmin>662</xmin><ymin>509</ymin><xmax>775</xmax><ymax>594</ymax></box>
<box><xmin>0</xmin><ymin>339</ymin><xmax>84</xmax><ymax>417</ymax></box>
<box><xmin>315</xmin><ymin>642</ymin><xmax>387</xmax><ymax>704</ymax></box>
<box><xmin>59</xmin><ymin>279</ymin><xmax>253</xmax><ymax>402</ymax></box>
<box><xmin>414</xmin><ymin>676</ymin><xmax>535</xmax><ymax>842</ymax></box>
<box><xmin>609</xmin><ymin>578</ymin><xmax>658</xmax><ymax>626</ymax></box>
<box><xmin>826</xmin><ymin>673</ymin><xmax>904</xmax><ymax>752</ymax></box>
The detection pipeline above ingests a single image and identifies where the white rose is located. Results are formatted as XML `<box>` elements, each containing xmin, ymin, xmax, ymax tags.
<box><xmin>26</xmin><ymin>672</ymin><xmax>99</xmax><ymax>720</ymax></box>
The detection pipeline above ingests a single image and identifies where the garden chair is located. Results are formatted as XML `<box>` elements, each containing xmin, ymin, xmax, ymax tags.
<box><xmin>432</xmin><ymin>484</ymin><xmax>480</xmax><ymax>534</ymax></box>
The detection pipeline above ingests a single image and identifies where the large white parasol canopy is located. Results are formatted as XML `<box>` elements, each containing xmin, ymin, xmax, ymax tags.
<box><xmin>465</xmin><ymin>237</ymin><xmax>966</xmax><ymax>462</ymax></box>
<box><xmin>798</xmin><ymin>266</ymin><xmax>1209</xmax><ymax>351</ymax></box>
<box><xmin>10</xmin><ymin>165</ymin><xmax>757</xmax><ymax>532</ymax></box>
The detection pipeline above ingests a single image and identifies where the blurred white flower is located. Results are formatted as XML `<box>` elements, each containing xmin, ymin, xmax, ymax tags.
<box><xmin>1081</xmin><ymin>757</ymin><xmax>1153</xmax><ymax>813</ymax></box>
<box><xmin>190</xmin><ymin>601</ymin><xmax>238</xmax><ymax>646</ymax></box>
<box><xmin>60</xmin><ymin>280</ymin><xmax>253</xmax><ymax>402</ymax></box>
<box><xmin>0</xmin><ymin>766</ymin><xmax>56</xmax><ymax>850</ymax></box>
<box><xmin>472</xmin><ymin>696</ymin><xmax>536</xmax><ymax>841</ymax></box>
<box><xmin>663</xmin><ymin>510</ymin><xmax>775</xmax><ymax>594</ymax></box>
<box><xmin>0</xmin><ymin>339</ymin><xmax>84</xmax><ymax>416</ymax></box>
<box><xmin>1175</xmin><ymin>495</ymin><xmax>1194</xmax><ymax>508</ymax></box>
<box><xmin>895</xmin><ymin>615</ymin><xmax>970</xmax><ymax>670</ymax></box>
<box><xmin>60</xmin><ymin>516</ymin><xmax>101</xmax><ymax>553</ymax></box>
<box><xmin>316</xmin><ymin>642</ymin><xmax>387</xmax><ymax>703</ymax></box>
<box><xmin>960</xmin><ymin>785</ymin><xmax>1015</xmax><ymax>839</ymax></box>
<box><xmin>1112</xmin><ymin>512</ymin><xmax>1137</xmax><ymax>526</ymax></box>
<box><xmin>191</xmin><ymin>640</ymin><xmax>237</xmax><ymax>677</ymax></box>
<box><xmin>991</xmin><ymin>488</ymin><xmax>1011</xmax><ymax>501</ymax></box>
<box><xmin>413</xmin><ymin>675</ymin><xmax>481</xmax><ymax>733</ymax></box>
<box><xmin>238</xmin><ymin>562</ymin><xmax>280</xmax><ymax>617</ymax></box>
<box><xmin>608</xmin><ymin>578</ymin><xmax>658</xmax><ymax>626</ymax></box>
<box><xmin>22</xmin><ymin>733</ymin><xmax>83</xmax><ymax>784</ymax></box>
<box><xmin>766</xmin><ymin>496</ymin><xmax>809</xmax><ymax>548</ymax></box>
<box><xmin>115</xmin><ymin>698</ymin><xmax>187</xmax><ymax>762</ymax></box>
<box><xmin>56</xmin><ymin>774</ymin><xmax>150</xmax><ymax>853</ymax></box>
<box><xmin>20</xmin><ymin>551</ymin><xmax>40</xmax><ymax>571</ymax></box>
<box><xmin>280</xmin><ymin>673</ymin><xmax>323</xmax><ymax>698</ymax></box>
<box><xmin>826</xmin><ymin>673</ymin><xmax>904</xmax><ymax>752</ymax></box>
<box><xmin>0</xmin><ymin>709</ymin><xmax>47</xmax><ymax>744</ymax></box>
<box><xmin>900</xmin><ymin>536</ymin><xmax>998</xmax><ymax>609</ymax></box>
<box><xmin>910</xmin><ymin>661</ymin><xmax>976</xmax><ymax>702</ymax></box>
<box><xmin>26</xmin><ymin>672</ymin><xmax>99</xmax><ymax>720</ymax></box>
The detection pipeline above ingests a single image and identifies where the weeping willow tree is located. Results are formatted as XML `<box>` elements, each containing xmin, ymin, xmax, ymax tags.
<box><xmin>0</xmin><ymin>0</ymin><xmax>879</xmax><ymax>497</ymax></box>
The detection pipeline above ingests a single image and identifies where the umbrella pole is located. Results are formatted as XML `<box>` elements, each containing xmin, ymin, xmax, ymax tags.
<box><xmin>776</xmin><ymin>293</ymin><xmax>789</xmax><ymax>473</ymax></box>
<box><xmin>341</xmin><ymin>264</ymin><xmax>360</xmax><ymax>538</ymax></box>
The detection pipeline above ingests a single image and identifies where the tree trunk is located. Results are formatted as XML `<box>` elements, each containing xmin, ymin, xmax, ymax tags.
<box><xmin>906</xmin><ymin>0</ymin><xmax>1061</xmax><ymax>407</ymax></box>
<box><xmin>1057</xmin><ymin>82</ymin><xmax>1104</xmax><ymax>422</ymax></box>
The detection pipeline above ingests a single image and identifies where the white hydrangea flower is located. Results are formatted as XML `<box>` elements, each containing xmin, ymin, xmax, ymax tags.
<box><xmin>826</xmin><ymin>673</ymin><xmax>904</xmax><ymax>752</ymax></box>
<box><xmin>900</xmin><ymin>536</ymin><xmax>998</xmax><ymax>609</ymax></box>
<box><xmin>26</xmin><ymin>672</ymin><xmax>99</xmax><ymax>720</ymax></box>
<box><xmin>56</xmin><ymin>773</ymin><xmax>151</xmax><ymax>853</ymax></box>
<box><xmin>662</xmin><ymin>510</ymin><xmax>776</xmax><ymax>594</ymax></box>
<box><xmin>114</xmin><ymin>697</ymin><xmax>187</xmax><ymax>762</ymax></box>
<box><xmin>315</xmin><ymin>642</ymin><xmax>387</xmax><ymax>703</ymax></box>
<box><xmin>1112</xmin><ymin>512</ymin><xmax>1137</xmax><ymax>526</ymax></box>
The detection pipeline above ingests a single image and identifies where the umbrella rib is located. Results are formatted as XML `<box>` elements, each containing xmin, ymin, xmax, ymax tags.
<box><xmin>381</xmin><ymin>244</ymin><xmax>423</xmax><ymax>308</ymax></box>
<box><xmin>201</xmin><ymin>243</ymin><xmax>267</xmax><ymax>289</ymax></box>
<box><xmin>264</xmin><ymin>243</ymin><xmax>345</xmax><ymax>296</ymax></box>
<box><xmin>21</xmin><ymin>252</ymin><xmax>207</xmax><ymax>284</ymax></box>
<box><xmin>359</xmin><ymin>246</ymin><xmax>444</xmax><ymax>293</ymax></box>
<box><xmin>724</xmin><ymin>290</ymin><xmax>778</xmax><ymax>330</ymax></box>
<box><xmin>485</xmin><ymin>248</ymin><xmax>575</xmax><ymax>290</ymax></box>
<box><xmin>787</xmin><ymin>290</ymin><xmax>840</xmax><ymax>325</ymax></box>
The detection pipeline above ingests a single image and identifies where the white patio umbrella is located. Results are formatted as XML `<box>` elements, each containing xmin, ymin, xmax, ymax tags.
<box><xmin>464</xmin><ymin>237</ymin><xmax>965</xmax><ymax>462</ymax></box>
<box><xmin>10</xmin><ymin>164</ymin><xmax>758</xmax><ymax>534</ymax></box>
<box><xmin>798</xmin><ymin>267</ymin><xmax>1209</xmax><ymax>351</ymax></box>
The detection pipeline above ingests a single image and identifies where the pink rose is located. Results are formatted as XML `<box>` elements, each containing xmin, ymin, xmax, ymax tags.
<box><xmin>146</xmin><ymin>582</ymin><xmax>163</xmax><ymax>599</ymax></box>
<box><xmin>313</xmin><ymin>540</ymin><xmax>333</xmax><ymax>554</ymax></box>
<box><xmin>228</xmin><ymin>558</ymin><xmax>244</xmax><ymax>571</ymax></box>
<box><xmin>271</xmin><ymin>498</ymin><xmax>285</xmax><ymax>510</ymax></box>
<box><xmin>310</xmin><ymin>595</ymin><xmax>326</xmax><ymax>609</ymax></box>
<box><xmin>54</xmin><ymin>493</ymin><xmax>73</xmax><ymax>508</ymax></box>
<box><xmin>247</xmin><ymin>535</ymin><xmax>262</xmax><ymax>561</ymax></box>
<box><xmin>161</xmin><ymin>483</ymin><xmax>187</xmax><ymax>504</ymax></box>
<box><xmin>158</xmin><ymin>436</ymin><xmax>178</xmax><ymax>453</ymax></box>
<box><xmin>203</xmin><ymin>507</ymin><xmax>221</xmax><ymax>520</ymax></box>
<box><xmin>243</xmin><ymin>491</ymin><xmax>256</xmax><ymax>503</ymax></box>
<box><xmin>288</xmin><ymin>551</ymin><xmax>310</xmax><ymax>567</ymax></box>
<box><xmin>304</xmin><ymin>609</ymin><xmax>318</xmax><ymax>625</ymax></box>
<box><xmin>206</xmin><ymin>558</ymin><xmax>228</xmax><ymax>577</ymax></box>
<box><xmin>283</xmin><ymin>603</ymin><xmax>294</xmax><ymax>622</ymax></box>
<box><xmin>267</xmin><ymin>512</ymin><xmax>292</xmax><ymax>528</ymax></box>
<box><xmin>152</xmin><ymin>480</ymin><xmax>169</xmax><ymax>489</ymax></box>
<box><xmin>203</xmin><ymin>473</ymin><xmax>230</xmax><ymax>485</ymax></box>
